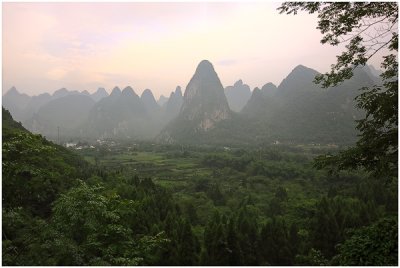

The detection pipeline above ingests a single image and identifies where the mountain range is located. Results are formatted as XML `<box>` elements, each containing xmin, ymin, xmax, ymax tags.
<box><xmin>3</xmin><ymin>62</ymin><xmax>381</xmax><ymax>145</ymax></box>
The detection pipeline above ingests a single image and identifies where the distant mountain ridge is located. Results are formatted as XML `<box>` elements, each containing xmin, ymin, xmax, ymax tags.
<box><xmin>24</xmin><ymin>94</ymin><xmax>96</xmax><ymax>138</ymax></box>
<box><xmin>3</xmin><ymin>87</ymin><xmax>110</xmax><ymax>124</ymax></box>
<box><xmin>4</xmin><ymin>61</ymin><xmax>378</xmax><ymax>145</ymax></box>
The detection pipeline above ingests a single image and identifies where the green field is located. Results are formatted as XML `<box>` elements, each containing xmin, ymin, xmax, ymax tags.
<box><xmin>76</xmin><ymin>144</ymin><xmax>349</xmax><ymax>226</ymax></box>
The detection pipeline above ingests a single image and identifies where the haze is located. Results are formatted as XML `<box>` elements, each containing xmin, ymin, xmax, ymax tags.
<box><xmin>3</xmin><ymin>2</ymin><xmax>380</xmax><ymax>98</ymax></box>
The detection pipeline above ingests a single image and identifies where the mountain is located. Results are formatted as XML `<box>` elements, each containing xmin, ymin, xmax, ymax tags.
<box><xmin>141</xmin><ymin>89</ymin><xmax>160</xmax><ymax>114</ymax></box>
<box><xmin>52</xmin><ymin>88</ymin><xmax>70</xmax><ymax>99</ymax></box>
<box><xmin>164</xmin><ymin>86</ymin><xmax>183</xmax><ymax>120</ymax></box>
<box><xmin>3</xmin><ymin>87</ymin><xmax>32</xmax><ymax>122</ymax></box>
<box><xmin>91</xmin><ymin>87</ymin><xmax>109</xmax><ymax>102</ymax></box>
<box><xmin>277</xmin><ymin>65</ymin><xmax>320</xmax><ymax>96</ymax></box>
<box><xmin>81</xmin><ymin>86</ymin><xmax>165</xmax><ymax>140</ymax></box>
<box><xmin>180</xmin><ymin>60</ymin><xmax>230</xmax><ymax>123</ymax></box>
<box><xmin>158</xmin><ymin>95</ymin><xmax>169</xmax><ymax>106</ymax></box>
<box><xmin>261</xmin><ymin>82</ymin><xmax>278</xmax><ymax>97</ymax></box>
<box><xmin>236</xmin><ymin>64</ymin><xmax>375</xmax><ymax>144</ymax></box>
<box><xmin>165</xmin><ymin>64</ymin><xmax>375</xmax><ymax>146</ymax></box>
<box><xmin>3</xmin><ymin>87</ymin><xmax>99</xmax><ymax>124</ymax></box>
<box><xmin>110</xmin><ymin>86</ymin><xmax>122</xmax><ymax>98</ymax></box>
<box><xmin>24</xmin><ymin>94</ymin><xmax>96</xmax><ymax>139</ymax></box>
<box><xmin>4</xmin><ymin>62</ymin><xmax>376</xmax><ymax>145</ymax></box>
<box><xmin>158</xmin><ymin>60</ymin><xmax>231</xmax><ymax>143</ymax></box>
<box><xmin>81</xmin><ymin>90</ymin><xmax>91</xmax><ymax>96</ymax></box>
<box><xmin>241</xmin><ymin>82</ymin><xmax>278</xmax><ymax>115</ymax></box>
<box><xmin>363</xmin><ymin>65</ymin><xmax>382</xmax><ymax>84</ymax></box>
<box><xmin>21</xmin><ymin>93</ymin><xmax>53</xmax><ymax>120</ymax></box>
<box><xmin>224</xmin><ymin>80</ymin><xmax>252</xmax><ymax>112</ymax></box>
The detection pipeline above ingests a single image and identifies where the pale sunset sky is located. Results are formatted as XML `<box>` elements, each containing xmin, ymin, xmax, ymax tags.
<box><xmin>3</xmin><ymin>2</ymin><xmax>383</xmax><ymax>98</ymax></box>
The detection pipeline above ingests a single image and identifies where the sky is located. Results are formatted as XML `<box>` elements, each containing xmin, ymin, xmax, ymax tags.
<box><xmin>2</xmin><ymin>2</ymin><xmax>384</xmax><ymax>99</ymax></box>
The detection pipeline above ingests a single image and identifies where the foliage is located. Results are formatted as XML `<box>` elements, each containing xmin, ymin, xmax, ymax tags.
<box><xmin>51</xmin><ymin>181</ymin><xmax>168</xmax><ymax>265</ymax></box>
<box><xmin>2</xmin><ymin>108</ymin><xmax>397</xmax><ymax>265</ymax></box>
<box><xmin>333</xmin><ymin>217</ymin><xmax>398</xmax><ymax>265</ymax></box>
<box><xmin>2</xmin><ymin>108</ymin><xmax>89</xmax><ymax>217</ymax></box>
<box><xmin>279</xmin><ymin>2</ymin><xmax>398</xmax><ymax>181</ymax></box>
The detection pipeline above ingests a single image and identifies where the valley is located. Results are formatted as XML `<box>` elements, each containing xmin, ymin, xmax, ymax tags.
<box><xmin>3</xmin><ymin>1</ymin><xmax>398</xmax><ymax>265</ymax></box>
<box><xmin>2</xmin><ymin>59</ymin><xmax>396</xmax><ymax>266</ymax></box>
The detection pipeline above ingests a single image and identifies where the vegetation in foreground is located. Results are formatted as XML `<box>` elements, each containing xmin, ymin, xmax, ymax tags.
<box><xmin>3</xmin><ymin>108</ymin><xmax>397</xmax><ymax>265</ymax></box>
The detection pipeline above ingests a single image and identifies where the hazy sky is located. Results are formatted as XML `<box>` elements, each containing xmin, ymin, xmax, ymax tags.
<box><xmin>3</xmin><ymin>2</ymin><xmax>383</xmax><ymax>98</ymax></box>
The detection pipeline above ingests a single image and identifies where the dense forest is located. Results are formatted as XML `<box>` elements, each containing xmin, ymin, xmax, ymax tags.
<box><xmin>2</xmin><ymin>107</ymin><xmax>397</xmax><ymax>265</ymax></box>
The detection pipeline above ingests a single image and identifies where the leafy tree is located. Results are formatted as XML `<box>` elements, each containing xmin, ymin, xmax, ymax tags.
<box><xmin>207</xmin><ymin>183</ymin><xmax>226</xmax><ymax>206</ymax></box>
<box><xmin>311</xmin><ymin>197</ymin><xmax>340</xmax><ymax>258</ymax></box>
<box><xmin>275</xmin><ymin>186</ymin><xmax>289</xmax><ymax>201</ymax></box>
<box><xmin>51</xmin><ymin>182</ymin><xmax>167</xmax><ymax>265</ymax></box>
<box><xmin>295</xmin><ymin>248</ymin><xmax>329</xmax><ymax>266</ymax></box>
<box><xmin>226</xmin><ymin>218</ymin><xmax>243</xmax><ymax>265</ymax></box>
<box><xmin>236</xmin><ymin>206</ymin><xmax>260</xmax><ymax>265</ymax></box>
<box><xmin>175</xmin><ymin>218</ymin><xmax>200</xmax><ymax>265</ymax></box>
<box><xmin>259</xmin><ymin>217</ymin><xmax>293</xmax><ymax>265</ymax></box>
<box><xmin>2</xmin><ymin>108</ymin><xmax>88</xmax><ymax>217</ymax></box>
<box><xmin>279</xmin><ymin>2</ymin><xmax>398</xmax><ymax>181</ymax></box>
<box><xmin>333</xmin><ymin>217</ymin><xmax>398</xmax><ymax>265</ymax></box>
<box><xmin>202</xmin><ymin>211</ymin><xmax>230</xmax><ymax>265</ymax></box>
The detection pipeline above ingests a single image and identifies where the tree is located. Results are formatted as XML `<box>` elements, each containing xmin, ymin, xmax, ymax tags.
<box><xmin>311</xmin><ymin>197</ymin><xmax>340</xmax><ymax>258</ymax></box>
<box><xmin>176</xmin><ymin>218</ymin><xmax>200</xmax><ymax>265</ymax></box>
<box><xmin>226</xmin><ymin>218</ymin><xmax>243</xmax><ymax>265</ymax></box>
<box><xmin>333</xmin><ymin>216</ymin><xmax>398</xmax><ymax>265</ymax></box>
<box><xmin>236</xmin><ymin>207</ymin><xmax>260</xmax><ymax>265</ymax></box>
<box><xmin>51</xmin><ymin>182</ymin><xmax>167</xmax><ymax>265</ymax></box>
<box><xmin>259</xmin><ymin>217</ymin><xmax>293</xmax><ymax>265</ymax></box>
<box><xmin>202</xmin><ymin>211</ymin><xmax>230</xmax><ymax>265</ymax></box>
<box><xmin>279</xmin><ymin>2</ymin><xmax>398</xmax><ymax>181</ymax></box>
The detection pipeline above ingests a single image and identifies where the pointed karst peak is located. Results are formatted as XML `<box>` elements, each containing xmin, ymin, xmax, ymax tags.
<box><xmin>110</xmin><ymin>86</ymin><xmax>122</xmax><ymax>97</ymax></box>
<box><xmin>194</xmin><ymin>60</ymin><xmax>218</xmax><ymax>78</ymax></box>
<box><xmin>261</xmin><ymin>82</ymin><xmax>277</xmax><ymax>91</ymax></box>
<box><xmin>234</xmin><ymin>80</ymin><xmax>243</xmax><ymax>87</ymax></box>
<box><xmin>280</xmin><ymin>64</ymin><xmax>319</xmax><ymax>86</ymax></box>
<box><xmin>96</xmin><ymin>87</ymin><xmax>107</xmax><ymax>94</ymax></box>
<box><xmin>198</xmin><ymin>59</ymin><xmax>213</xmax><ymax>69</ymax></box>
<box><xmin>4</xmin><ymin>86</ymin><xmax>18</xmax><ymax>96</ymax></box>
<box><xmin>175</xmin><ymin>86</ymin><xmax>182</xmax><ymax>97</ymax></box>
<box><xmin>122</xmin><ymin>86</ymin><xmax>137</xmax><ymax>97</ymax></box>
<box><xmin>290</xmin><ymin>64</ymin><xmax>319</xmax><ymax>76</ymax></box>
<box><xmin>52</xmin><ymin>88</ymin><xmax>70</xmax><ymax>98</ymax></box>
<box><xmin>141</xmin><ymin>88</ymin><xmax>155</xmax><ymax>99</ymax></box>
<box><xmin>247</xmin><ymin>87</ymin><xmax>264</xmax><ymax>102</ymax></box>
<box><xmin>252</xmin><ymin>87</ymin><xmax>262</xmax><ymax>96</ymax></box>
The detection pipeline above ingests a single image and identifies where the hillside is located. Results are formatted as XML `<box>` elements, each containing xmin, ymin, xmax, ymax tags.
<box><xmin>2</xmin><ymin>107</ymin><xmax>89</xmax><ymax>217</ymax></box>
<box><xmin>199</xmin><ymin>65</ymin><xmax>375</xmax><ymax>145</ymax></box>
<box><xmin>159</xmin><ymin>60</ymin><xmax>231</xmax><ymax>143</ymax></box>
